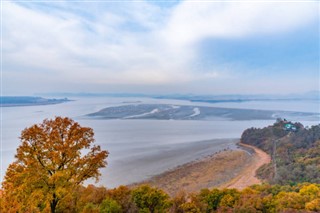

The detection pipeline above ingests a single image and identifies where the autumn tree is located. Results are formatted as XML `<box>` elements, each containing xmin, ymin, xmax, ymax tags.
<box><xmin>106</xmin><ymin>185</ymin><xmax>137</xmax><ymax>212</ymax></box>
<box><xmin>131</xmin><ymin>185</ymin><xmax>172</xmax><ymax>213</ymax></box>
<box><xmin>199</xmin><ymin>188</ymin><xmax>223</xmax><ymax>212</ymax></box>
<box><xmin>100</xmin><ymin>197</ymin><xmax>122</xmax><ymax>213</ymax></box>
<box><xmin>2</xmin><ymin>117</ymin><xmax>108</xmax><ymax>213</ymax></box>
<box><xmin>71</xmin><ymin>184</ymin><xmax>108</xmax><ymax>212</ymax></box>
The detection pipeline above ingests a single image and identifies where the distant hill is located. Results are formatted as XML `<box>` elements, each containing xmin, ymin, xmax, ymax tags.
<box><xmin>38</xmin><ymin>91</ymin><xmax>320</xmax><ymax>102</ymax></box>
<box><xmin>0</xmin><ymin>96</ymin><xmax>70</xmax><ymax>107</ymax></box>
<box><xmin>241</xmin><ymin>119</ymin><xmax>320</xmax><ymax>185</ymax></box>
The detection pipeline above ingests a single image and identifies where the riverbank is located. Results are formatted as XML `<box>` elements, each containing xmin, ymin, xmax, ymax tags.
<box><xmin>220</xmin><ymin>142</ymin><xmax>271</xmax><ymax>190</ymax></box>
<box><xmin>135</xmin><ymin>142</ymin><xmax>271</xmax><ymax>196</ymax></box>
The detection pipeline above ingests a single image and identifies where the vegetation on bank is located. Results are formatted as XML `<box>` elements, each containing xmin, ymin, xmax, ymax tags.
<box><xmin>1</xmin><ymin>117</ymin><xmax>319</xmax><ymax>212</ymax></box>
<box><xmin>241</xmin><ymin>119</ymin><xmax>320</xmax><ymax>185</ymax></box>
<box><xmin>2</xmin><ymin>183</ymin><xmax>320</xmax><ymax>212</ymax></box>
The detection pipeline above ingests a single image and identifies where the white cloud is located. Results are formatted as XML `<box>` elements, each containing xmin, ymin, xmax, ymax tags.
<box><xmin>162</xmin><ymin>2</ymin><xmax>318</xmax><ymax>47</ymax></box>
<box><xmin>2</xmin><ymin>1</ymin><xmax>318</xmax><ymax>95</ymax></box>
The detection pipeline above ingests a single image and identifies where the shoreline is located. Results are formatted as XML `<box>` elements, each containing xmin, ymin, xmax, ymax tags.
<box><xmin>220</xmin><ymin>142</ymin><xmax>271</xmax><ymax>190</ymax></box>
<box><xmin>0</xmin><ymin>100</ymin><xmax>71</xmax><ymax>107</ymax></box>
<box><xmin>0</xmin><ymin>101</ymin><xmax>68</xmax><ymax>107</ymax></box>
<box><xmin>132</xmin><ymin>142</ymin><xmax>271</xmax><ymax>196</ymax></box>
<box><xmin>103</xmin><ymin>138</ymin><xmax>239</xmax><ymax>187</ymax></box>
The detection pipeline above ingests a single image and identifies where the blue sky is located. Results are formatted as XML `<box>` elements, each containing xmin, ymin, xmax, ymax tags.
<box><xmin>2</xmin><ymin>1</ymin><xmax>319</xmax><ymax>95</ymax></box>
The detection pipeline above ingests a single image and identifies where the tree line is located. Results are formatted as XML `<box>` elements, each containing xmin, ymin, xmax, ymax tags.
<box><xmin>2</xmin><ymin>182</ymin><xmax>320</xmax><ymax>212</ymax></box>
<box><xmin>241</xmin><ymin>119</ymin><xmax>320</xmax><ymax>185</ymax></box>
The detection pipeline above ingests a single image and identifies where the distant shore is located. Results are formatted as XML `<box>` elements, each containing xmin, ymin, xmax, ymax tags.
<box><xmin>0</xmin><ymin>96</ymin><xmax>71</xmax><ymax>107</ymax></box>
<box><xmin>134</xmin><ymin>142</ymin><xmax>271</xmax><ymax>196</ymax></box>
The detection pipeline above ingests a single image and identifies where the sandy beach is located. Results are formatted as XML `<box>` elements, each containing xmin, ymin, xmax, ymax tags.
<box><xmin>221</xmin><ymin>143</ymin><xmax>271</xmax><ymax>190</ymax></box>
<box><xmin>103</xmin><ymin>138</ymin><xmax>239</xmax><ymax>187</ymax></box>
<box><xmin>135</xmin><ymin>142</ymin><xmax>271</xmax><ymax>196</ymax></box>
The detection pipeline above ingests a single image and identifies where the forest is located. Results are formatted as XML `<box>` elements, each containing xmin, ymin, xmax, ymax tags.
<box><xmin>1</xmin><ymin>117</ymin><xmax>320</xmax><ymax>212</ymax></box>
<box><xmin>241</xmin><ymin>119</ymin><xmax>320</xmax><ymax>185</ymax></box>
<box><xmin>2</xmin><ymin>182</ymin><xmax>320</xmax><ymax>212</ymax></box>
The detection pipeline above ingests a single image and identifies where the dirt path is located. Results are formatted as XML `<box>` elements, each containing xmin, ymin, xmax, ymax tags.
<box><xmin>221</xmin><ymin>143</ymin><xmax>271</xmax><ymax>190</ymax></box>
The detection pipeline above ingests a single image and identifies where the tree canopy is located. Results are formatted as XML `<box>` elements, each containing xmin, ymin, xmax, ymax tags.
<box><xmin>241</xmin><ymin>121</ymin><xmax>320</xmax><ymax>184</ymax></box>
<box><xmin>2</xmin><ymin>117</ymin><xmax>108</xmax><ymax>213</ymax></box>
<box><xmin>1</xmin><ymin>119</ymin><xmax>320</xmax><ymax>212</ymax></box>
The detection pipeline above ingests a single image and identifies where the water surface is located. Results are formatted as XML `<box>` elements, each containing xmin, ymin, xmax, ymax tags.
<box><xmin>1</xmin><ymin>97</ymin><xmax>319</xmax><ymax>187</ymax></box>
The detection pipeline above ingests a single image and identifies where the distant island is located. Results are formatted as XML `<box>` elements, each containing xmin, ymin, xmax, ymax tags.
<box><xmin>0</xmin><ymin>96</ymin><xmax>71</xmax><ymax>107</ymax></box>
<box><xmin>87</xmin><ymin>103</ymin><xmax>319</xmax><ymax>121</ymax></box>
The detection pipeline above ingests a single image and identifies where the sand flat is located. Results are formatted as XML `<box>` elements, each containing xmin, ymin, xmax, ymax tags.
<box><xmin>135</xmin><ymin>143</ymin><xmax>271</xmax><ymax>196</ymax></box>
<box><xmin>135</xmin><ymin>149</ymin><xmax>252</xmax><ymax>196</ymax></box>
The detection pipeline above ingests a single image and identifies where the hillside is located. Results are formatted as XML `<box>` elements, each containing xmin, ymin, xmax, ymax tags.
<box><xmin>241</xmin><ymin>119</ymin><xmax>320</xmax><ymax>185</ymax></box>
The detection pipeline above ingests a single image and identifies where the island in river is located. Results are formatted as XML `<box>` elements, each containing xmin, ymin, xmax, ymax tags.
<box><xmin>87</xmin><ymin>103</ymin><xmax>319</xmax><ymax>121</ymax></box>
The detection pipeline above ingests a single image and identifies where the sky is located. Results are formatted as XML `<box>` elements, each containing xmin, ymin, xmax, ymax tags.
<box><xmin>2</xmin><ymin>0</ymin><xmax>319</xmax><ymax>95</ymax></box>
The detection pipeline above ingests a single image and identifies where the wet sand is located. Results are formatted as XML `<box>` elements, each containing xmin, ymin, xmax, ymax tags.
<box><xmin>103</xmin><ymin>138</ymin><xmax>239</xmax><ymax>187</ymax></box>
<box><xmin>134</xmin><ymin>143</ymin><xmax>271</xmax><ymax>196</ymax></box>
<box><xmin>87</xmin><ymin>103</ymin><xmax>318</xmax><ymax>121</ymax></box>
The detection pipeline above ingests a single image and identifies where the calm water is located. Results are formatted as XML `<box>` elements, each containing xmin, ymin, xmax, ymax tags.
<box><xmin>1</xmin><ymin>97</ymin><xmax>319</xmax><ymax>187</ymax></box>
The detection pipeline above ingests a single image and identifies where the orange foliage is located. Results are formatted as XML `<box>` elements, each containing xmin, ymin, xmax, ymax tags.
<box><xmin>1</xmin><ymin>117</ymin><xmax>108</xmax><ymax>213</ymax></box>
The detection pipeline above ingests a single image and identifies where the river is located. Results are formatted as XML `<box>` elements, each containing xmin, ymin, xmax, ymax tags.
<box><xmin>1</xmin><ymin>97</ymin><xmax>319</xmax><ymax>187</ymax></box>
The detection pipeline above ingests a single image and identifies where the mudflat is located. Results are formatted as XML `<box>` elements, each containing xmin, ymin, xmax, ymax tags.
<box><xmin>87</xmin><ymin>103</ymin><xmax>317</xmax><ymax>121</ymax></box>
<box><xmin>135</xmin><ymin>143</ymin><xmax>271</xmax><ymax>196</ymax></box>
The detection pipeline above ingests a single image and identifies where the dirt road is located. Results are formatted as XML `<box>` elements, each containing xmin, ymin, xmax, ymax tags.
<box><xmin>222</xmin><ymin>143</ymin><xmax>271</xmax><ymax>190</ymax></box>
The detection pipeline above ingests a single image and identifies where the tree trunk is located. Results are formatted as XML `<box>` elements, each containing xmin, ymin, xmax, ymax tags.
<box><xmin>50</xmin><ymin>193</ymin><xmax>58</xmax><ymax>213</ymax></box>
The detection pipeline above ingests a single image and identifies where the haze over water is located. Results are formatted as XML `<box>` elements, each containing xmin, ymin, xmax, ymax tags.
<box><xmin>1</xmin><ymin>97</ymin><xmax>319</xmax><ymax>187</ymax></box>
